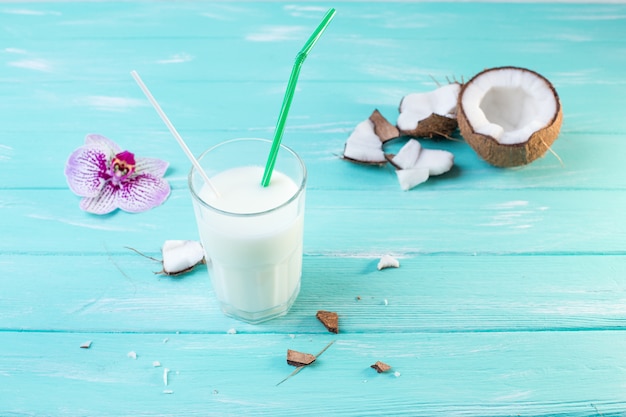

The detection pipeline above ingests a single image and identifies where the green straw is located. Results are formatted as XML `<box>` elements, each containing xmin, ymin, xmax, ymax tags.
<box><xmin>261</xmin><ymin>7</ymin><xmax>336</xmax><ymax>187</ymax></box>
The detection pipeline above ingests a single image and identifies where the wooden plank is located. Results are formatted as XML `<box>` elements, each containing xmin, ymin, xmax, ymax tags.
<box><xmin>1</xmin><ymin>127</ymin><xmax>625</xmax><ymax>191</ymax></box>
<box><xmin>1</xmin><ymin>255</ymin><xmax>624</xmax><ymax>333</ymax></box>
<box><xmin>0</xmin><ymin>330</ymin><xmax>625</xmax><ymax>416</ymax></box>
<box><xmin>1</xmin><ymin>187</ymin><xmax>625</xmax><ymax>254</ymax></box>
<box><xmin>1</xmin><ymin>2</ymin><xmax>624</xmax><ymax>43</ymax></box>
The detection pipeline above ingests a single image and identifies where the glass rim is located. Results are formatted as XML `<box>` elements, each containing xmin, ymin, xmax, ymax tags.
<box><xmin>188</xmin><ymin>138</ymin><xmax>307</xmax><ymax>217</ymax></box>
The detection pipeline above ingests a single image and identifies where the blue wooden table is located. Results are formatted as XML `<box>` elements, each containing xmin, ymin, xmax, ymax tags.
<box><xmin>2</xmin><ymin>1</ymin><xmax>626</xmax><ymax>415</ymax></box>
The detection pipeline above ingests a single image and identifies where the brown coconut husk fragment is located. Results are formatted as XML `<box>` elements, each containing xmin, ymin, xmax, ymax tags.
<box><xmin>287</xmin><ymin>349</ymin><xmax>317</xmax><ymax>367</ymax></box>
<box><xmin>371</xmin><ymin>361</ymin><xmax>392</xmax><ymax>373</ymax></box>
<box><xmin>341</xmin><ymin>154</ymin><xmax>388</xmax><ymax>167</ymax></box>
<box><xmin>316</xmin><ymin>310</ymin><xmax>339</xmax><ymax>334</ymax></box>
<box><xmin>399</xmin><ymin>112</ymin><xmax>458</xmax><ymax>140</ymax></box>
<box><xmin>369</xmin><ymin>109</ymin><xmax>399</xmax><ymax>143</ymax></box>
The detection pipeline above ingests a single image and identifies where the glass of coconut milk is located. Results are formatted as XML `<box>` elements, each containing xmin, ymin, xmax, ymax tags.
<box><xmin>188</xmin><ymin>138</ymin><xmax>306</xmax><ymax>324</ymax></box>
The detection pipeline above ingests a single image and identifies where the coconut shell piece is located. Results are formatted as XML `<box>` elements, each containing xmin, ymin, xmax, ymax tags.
<box><xmin>371</xmin><ymin>361</ymin><xmax>392</xmax><ymax>373</ymax></box>
<box><xmin>287</xmin><ymin>349</ymin><xmax>316</xmax><ymax>367</ymax></box>
<box><xmin>399</xmin><ymin>113</ymin><xmax>458</xmax><ymax>139</ymax></box>
<box><xmin>369</xmin><ymin>109</ymin><xmax>399</xmax><ymax>143</ymax></box>
<box><xmin>316</xmin><ymin>310</ymin><xmax>339</xmax><ymax>334</ymax></box>
<box><xmin>342</xmin><ymin>118</ymin><xmax>387</xmax><ymax>166</ymax></box>
<box><xmin>457</xmin><ymin>66</ymin><xmax>563</xmax><ymax>167</ymax></box>
<box><xmin>397</xmin><ymin>83</ymin><xmax>460</xmax><ymax>139</ymax></box>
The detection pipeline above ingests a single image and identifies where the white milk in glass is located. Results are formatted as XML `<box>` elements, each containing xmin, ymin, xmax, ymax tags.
<box><xmin>193</xmin><ymin>165</ymin><xmax>304</xmax><ymax>323</ymax></box>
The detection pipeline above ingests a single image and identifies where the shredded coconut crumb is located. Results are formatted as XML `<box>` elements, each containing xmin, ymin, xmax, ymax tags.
<box><xmin>80</xmin><ymin>341</ymin><xmax>92</xmax><ymax>349</ymax></box>
<box><xmin>127</xmin><ymin>351</ymin><xmax>137</xmax><ymax>359</ymax></box>
<box><xmin>377</xmin><ymin>254</ymin><xmax>400</xmax><ymax>270</ymax></box>
<box><xmin>227</xmin><ymin>328</ymin><xmax>237</xmax><ymax>335</ymax></box>
<box><xmin>153</xmin><ymin>361</ymin><xmax>161</xmax><ymax>367</ymax></box>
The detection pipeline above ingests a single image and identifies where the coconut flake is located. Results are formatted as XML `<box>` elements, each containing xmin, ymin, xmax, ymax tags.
<box><xmin>377</xmin><ymin>254</ymin><xmax>400</xmax><ymax>270</ymax></box>
<box><xmin>127</xmin><ymin>351</ymin><xmax>137</xmax><ymax>360</ymax></box>
<box><xmin>398</xmin><ymin>83</ymin><xmax>460</xmax><ymax>132</ymax></box>
<box><xmin>343</xmin><ymin>119</ymin><xmax>386</xmax><ymax>164</ymax></box>
<box><xmin>163</xmin><ymin>368</ymin><xmax>170</xmax><ymax>386</ymax></box>
<box><xmin>161</xmin><ymin>240</ymin><xmax>205</xmax><ymax>276</ymax></box>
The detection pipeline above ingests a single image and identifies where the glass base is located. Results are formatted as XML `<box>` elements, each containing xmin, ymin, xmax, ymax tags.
<box><xmin>219</xmin><ymin>282</ymin><xmax>301</xmax><ymax>324</ymax></box>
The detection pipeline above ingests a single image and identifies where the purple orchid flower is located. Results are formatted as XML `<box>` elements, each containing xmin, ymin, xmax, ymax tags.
<box><xmin>65</xmin><ymin>134</ymin><xmax>170</xmax><ymax>214</ymax></box>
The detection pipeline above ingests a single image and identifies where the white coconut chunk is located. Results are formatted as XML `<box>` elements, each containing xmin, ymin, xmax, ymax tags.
<box><xmin>80</xmin><ymin>341</ymin><xmax>92</xmax><ymax>349</ymax></box>
<box><xmin>377</xmin><ymin>254</ymin><xmax>400</xmax><ymax>270</ymax></box>
<box><xmin>343</xmin><ymin>119</ymin><xmax>386</xmax><ymax>163</ymax></box>
<box><xmin>391</xmin><ymin>139</ymin><xmax>421</xmax><ymax>169</ymax></box>
<box><xmin>162</xmin><ymin>240</ymin><xmax>205</xmax><ymax>275</ymax></box>
<box><xmin>461</xmin><ymin>68</ymin><xmax>558</xmax><ymax>145</ymax></box>
<box><xmin>415</xmin><ymin>149</ymin><xmax>455</xmax><ymax>176</ymax></box>
<box><xmin>398</xmin><ymin>83</ymin><xmax>460</xmax><ymax>131</ymax></box>
<box><xmin>396</xmin><ymin>167</ymin><xmax>430</xmax><ymax>191</ymax></box>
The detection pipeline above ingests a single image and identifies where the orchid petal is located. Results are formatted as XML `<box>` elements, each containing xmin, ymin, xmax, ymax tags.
<box><xmin>65</xmin><ymin>145</ymin><xmax>111</xmax><ymax>197</ymax></box>
<box><xmin>136</xmin><ymin>157</ymin><xmax>169</xmax><ymax>177</ymax></box>
<box><xmin>116</xmin><ymin>174</ymin><xmax>171</xmax><ymax>213</ymax></box>
<box><xmin>85</xmin><ymin>134</ymin><xmax>122</xmax><ymax>154</ymax></box>
<box><xmin>79</xmin><ymin>182</ymin><xmax>118</xmax><ymax>214</ymax></box>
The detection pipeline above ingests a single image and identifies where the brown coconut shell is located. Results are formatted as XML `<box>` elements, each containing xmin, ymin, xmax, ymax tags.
<box><xmin>398</xmin><ymin>112</ymin><xmax>458</xmax><ymax>140</ymax></box>
<box><xmin>457</xmin><ymin>66</ymin><xmax>563</xmax><ymax>167</ymax></box>
<box><xmin>369</xmin><ymin>109</ymin><xmax>399</xmax><ymax>143</ymax></box>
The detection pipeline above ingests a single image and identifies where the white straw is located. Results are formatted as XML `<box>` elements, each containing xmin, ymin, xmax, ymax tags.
<box><xmin>130</xmin><ymin>70</ymin><xmax>220</xmax><ymax>197</ymax></box>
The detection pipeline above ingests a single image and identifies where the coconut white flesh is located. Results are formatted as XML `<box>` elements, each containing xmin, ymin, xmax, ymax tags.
<box><xmin>392</xmin><ymin>139</ymin><xmax>454</xmax><ymax>175</ymax></box>
<box><xmin>397</xmin><ymin>83</ymin><xmax>460</xmax><ymax>131</ymax></box>
<box><xmin>343</xmin><ymin>119</ymin><xmax>386</xmax><ymax>163</ymax></box>
<box><xmin>391</xmin><ymin>139</ymin><xmax>422</xmax><ymax>169</ymax></box>
<box><xmin>461</xmin><ymin>68</ymin><xmax>557</xmax><ymax>145</ymax></box>
<box><xmin>415</xmin><ymin>149</ymin><xmax>454</xmax><ymax>176</ymax></box>
<box><xmin>396</xmin><ymin>167</ymin><xmax>430</xmax><ymax>191</ymax></box>
<box><xmin>162</xmin><ymin>240</ymin><xmax>205</xmax><ymax>274</ymax></box>
<box><xmin>377</xmin><ymin>254</ymin><xmax>400</xmax><ymax>270</ymax></box>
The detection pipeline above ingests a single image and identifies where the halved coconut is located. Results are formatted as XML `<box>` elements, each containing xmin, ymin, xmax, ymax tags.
<box><xmin>457</xmin><ymin>66</ymin><xmax>562</xmax><ymax>167</ymax></box>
